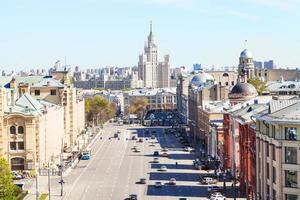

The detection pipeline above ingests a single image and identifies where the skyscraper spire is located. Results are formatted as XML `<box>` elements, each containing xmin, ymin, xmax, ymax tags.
<box><xmin>150</xmin><ymin>20</ymin><xmax>153</xmax><ymax>35</ymax></box>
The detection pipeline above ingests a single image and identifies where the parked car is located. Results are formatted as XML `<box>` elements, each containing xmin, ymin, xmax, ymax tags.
<box><xmin>134</xmin><ymin>148</ymin><xmax>141</xmax><ymax>152</ymax></box>
<box><xmin>208</xmin><ymin>186</ymin><xmax>221</xmax><ymax>193</ymax></box>
<box><xmin>153</xmin><ymin>151</ymin><xmax>159</xmax><ymax>156</ymax></box>
<box><xmin>210</xmin><ymin>193</ymin><xmax>225</xmax><ymax>200</ymax></box>
<box><xmin>138</xmin><ymin>138</ymin><xmax>143</xmax><ymax>143</ymax></box>
<box><xmin>202</xmin><ymin>177</ymin><xmax>217</xmax><ymax>185</ymax></box>
<box><xmin>129</xmin><ymin>194</ymin><xmax>138</xmax><ymax>200</ymax></box>
<box><xmin>153</xmin><ymin>158</ymin><xmax>159</xmax><ymax>163</ymax></box>
<box><xmin>155</xmin><ymin>181</ymin><xmax>162</xmax><ymax>188</ymax></box>
<box><xmin>151</xmin><ymin>135</ymin><xmax>155</xmax><ymax>139</ymax></box>
<box><xmin>159</xmin><ymin>166</ymin><xmax>167</xmax><ymax>171</ymax></box>
<box><xmin>169</xmin><ymin>178</ymin><xmax>176</xmax><ymax>185</ymax></box>
<box><xmin>162</xmin><ymin>148</ymin><xmax>168</xmax><ymax>152</ymax></box>
<box><xmin>162</xmin><ymin>152</ymin><xmax>168</xmax><ymax>157</ymax></box>
<box><xmin>12</xmin><ymin>171</ymin><xmax>22</xmax><ymax>180</ymax></box>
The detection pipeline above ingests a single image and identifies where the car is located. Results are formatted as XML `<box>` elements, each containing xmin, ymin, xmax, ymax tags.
<box><xmin>162</xmin><ymin>152</ymin><xmax>168</xmax><ymax>157</ymax></box>
<box><xmin>12</xmin><ymin>171</ymin><xmax>22</xmax><ymax>180</ymax></box>
<box><xmin>202</xmin><ymin>177</ymin><xmax>217</xmax><ymax>185</ymax></box>
<box><xmin>153</xmin><ymin>151</ymin><xmax>159</xmax><ymax>156</ymax></box>
<box><xmin>129</xmin><ymin>194</ymin><xmax>138</xmax><ymax>200</ymax></box>
<box><xmin>159</xmin><ymin>166</ymin><xmax>167</xmax><ymax>171</ymax></box>
<box><xmin>183</xmin><ymin>147</ymin><xmax>190</xmax><ymax>152</ymax></box>
<box><xmin>155</xmin><ymin>181</ymin><xmax>162</xmax><ymax>188</ymax></box>
<box><xmin>210</xmin><ymin>195</ymin><xmax>225</xmax><ymax>200</ymax></box>
<box><xmin>151</xmin><ymin>135</ymin><xmax>155</xmax><ymax>139</ymax></box>
<box><xmin>169</xmin><ymin>178</ymin><xmax>176</xmax><ymax>185</ymax></box>
<box><xmin>178</xmin><ymin>198</ymin><xmax>187</xmax><ymax>200</ymax></box>
<box><xmin>210</xmin><ymin>192</ymin><xmax>223</xmax><ymax>198</ymax></box>
<box><xmin>153</xmin><ymin>158</ymin><xmax>159</xmax><ymax>163</ymax></box>
<box><xmin>149</xmin><ymin>142</ymin><xmax>155</xmax><ymax>147</ymax></box>
<box><xmin>208</xmin><ymin>186</ymin><xmax>221</xmax><ymax>193</ymax></box>
<box><xmin>117</xmin><ymin>130</ymin><xmax>121</xmax><ymax>134</ymax></box>
<box><xmin>139</xmin><ymin>178</ymin><xmax>146</xmax><ymax>184</ymax></box>
<box><xmin>134</xmin><ymin>148</ymin><xmax>141</xmax><ymax>152</ymax></box>
<box><xmin>138</xmin><ymin>138</ymin><xmax>143</xmax><ymax>143</ymax></box>
<box><xmin>162</xmin><ymin>148</ymin><xmax>168</xmax><ymax>152</ymax></box>
<box><xmin>132</xmin><ymin>136</ymin><xmax>137</xmax><ymax>140</ymax></box>
<box><xmin>131</xmin><ymin>145</ymin><xmax>138</xmax><ymax>150</ymax></box>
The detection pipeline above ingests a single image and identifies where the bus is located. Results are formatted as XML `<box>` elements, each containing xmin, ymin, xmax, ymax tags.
<box><xmin>81</xmin><ymin>150</ymin><xmax>91</xmax><ymax>160</ymax></box>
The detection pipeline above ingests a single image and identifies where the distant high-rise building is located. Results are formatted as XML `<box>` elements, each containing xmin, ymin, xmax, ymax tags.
<box><xmin>264</xmin><ymin>60</ymin><xmax>275</xmax><ymax>69</ymax></box>
<box><xmin>193</xmin><ymin>64</ymin><xmax>202</xmax><ymax>71</ymax></box>
<box><xmin>253</xmin><ymin>61</ymin><xmax>263</xmax><ymax>69</ymax></box>
<box><xmin>138</xmin><ymin>22</ymin><xmax>170</xmax><ymax>88</ymax></box>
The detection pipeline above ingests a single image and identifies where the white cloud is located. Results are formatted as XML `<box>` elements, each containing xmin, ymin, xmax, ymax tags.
<box><xmin>226</xmin><ymin>9</ymin><xmax>260</xmax><ymax>21</ymax></box>
<box><xmin>246</xmin><ymin>0</ymin><xmax>299</xmax><ymax>10</ymax></box>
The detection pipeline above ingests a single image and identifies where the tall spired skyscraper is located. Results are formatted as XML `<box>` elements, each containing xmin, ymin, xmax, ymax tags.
<box><xmin>138</xmin><ymin>22</ymin><xmax>170</xmax><ymax>88</ymax></box>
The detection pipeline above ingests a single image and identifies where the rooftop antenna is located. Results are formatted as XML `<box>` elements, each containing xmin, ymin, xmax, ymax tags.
<box><xmin>244</xmin><ymin>39</ymin><xmax>248</xmax><ymax>49</ymax></box>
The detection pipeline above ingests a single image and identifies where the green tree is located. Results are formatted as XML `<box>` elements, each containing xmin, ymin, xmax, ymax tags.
<box><xmin>248</xmin><ymin>78</ymin><xmax>267</xmax><ymax>95</ymax></box>
<box><xmin>128</xmin><ymin>97</ymin><xmax>148</xmax><ymax>119</ymax></box>
<box><xmin>0</xmin><ymin>158</ymin><xmax>20</xmax><ymax>200</ymax></box>
<box><xmin>85</xmin><ymin>96</ymin><xmax>116</xmax><ymax>125</ymax></box>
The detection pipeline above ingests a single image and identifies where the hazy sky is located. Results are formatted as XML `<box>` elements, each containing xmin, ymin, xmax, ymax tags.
<box><xmin>0</xmin><ymin>0</ymin><xmax>300</xmax><ymax>70</ymax></box>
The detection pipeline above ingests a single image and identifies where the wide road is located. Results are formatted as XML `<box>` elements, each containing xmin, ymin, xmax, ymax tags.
<box><xmin>59</xmin><ymin>122</ymin><xmax>243</xmax><ymax>200</ymax></box>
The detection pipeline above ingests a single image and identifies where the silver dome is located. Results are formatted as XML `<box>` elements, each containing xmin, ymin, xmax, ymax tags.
<box><xmin>240</xmin><ymin>49</ymin><xmax>253</xmax><ymax>59</ymax></box>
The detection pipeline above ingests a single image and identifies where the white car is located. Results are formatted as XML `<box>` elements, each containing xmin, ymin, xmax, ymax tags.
<box><xmin>169</xmin><ymin>178</ymin><xmax>176</xmax><ymax>185</ymax></box>
<box><xmin>159</xmin><ymin>166</ymin><xmax>167</xmax><ymax>171</ymax></box>
<box><xmin>210</xmin><ymin>194</ymin><xmax>225</xmax><ymax>200</ymax></box>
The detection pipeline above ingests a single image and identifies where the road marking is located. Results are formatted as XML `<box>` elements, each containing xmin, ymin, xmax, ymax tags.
<box><xmin>63</xmin><ymin>136</ymin><xmax>111</xmax><ymax>200</ymax></box>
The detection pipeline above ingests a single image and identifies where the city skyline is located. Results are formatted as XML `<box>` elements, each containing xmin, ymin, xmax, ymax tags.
<box><xmin>0</xmin><ymin>0</ymin><xmax>300</xmax><ymax>70</ymax></box>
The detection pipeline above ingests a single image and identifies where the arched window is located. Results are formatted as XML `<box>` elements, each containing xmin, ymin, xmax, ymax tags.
<box><xmin>222</xmin><ymin>73</ymin><xmax>229</xmax><ymax>77</ymax></box>
<box><xmin>10</xmin><ymin>126</ymin><xmax>16</xmax><ymax>134</ymax></box>
<box><xmin>18</xmin><ymin>126</ymin><xmax>24</xmax><ymax>134</ymax></box>
<box><xmin>11</xmin><ymin>157</ymin><xmax>25</xmax><ymax>170</ymax></box>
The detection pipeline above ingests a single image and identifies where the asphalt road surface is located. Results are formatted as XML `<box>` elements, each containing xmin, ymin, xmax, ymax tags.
<box><xmin>59</xmin><ymin>122</ymin><xmax>243</xmax><ymax>200</ymax></box>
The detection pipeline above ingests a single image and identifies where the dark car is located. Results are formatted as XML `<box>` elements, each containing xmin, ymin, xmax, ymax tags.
<box><xmin>129</xmin><ymin>194</ymin><xmax>137</xmax><ymax>200</ymax></box>
<box><xmin>153</xmin><ymin>151</ymin><xmax>159</xmax><ymax>156</ymax></box>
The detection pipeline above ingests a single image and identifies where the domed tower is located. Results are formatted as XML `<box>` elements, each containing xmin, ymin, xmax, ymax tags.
<box><xmin>238</xmin><ymin>49</ymin><xmax>255</xmax><ymax>82</ymax></box>
<box><xmin>229</xmin><ymin>49</ymin><xmax>257</xmax><ymax>105</ymax></box>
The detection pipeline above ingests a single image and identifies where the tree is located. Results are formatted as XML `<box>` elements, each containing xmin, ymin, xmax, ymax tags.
<box><xmin>248</xmin><ymin>78</ymin><xmax>267</xmax><ymax>95</ymax></box>
<box><xmin>85</xmin><ymin>96</ymin><xmax>116</xmax><ymax>125</ymax></box>
<box><xmin>0</xmin><ymin>158</ymin><xmax>20</xmax><ymax>200</ymax></box>
<box><xmin>128</xmin><ymin>97</ymin><xmax>148</xmax><ymax>119</ymax></box>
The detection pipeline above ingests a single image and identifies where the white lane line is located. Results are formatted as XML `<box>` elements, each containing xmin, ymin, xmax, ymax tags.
<box><xmin>63</xmin><ymin>136</ymin><xmax>110</xmax><ymax>199</ymax></box>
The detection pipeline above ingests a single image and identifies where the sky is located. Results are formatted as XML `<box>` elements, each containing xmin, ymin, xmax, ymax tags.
<box><xmin>0</xmin><ymin>0</ymin><xmax>300</xmax><ymax>71</ymax></box>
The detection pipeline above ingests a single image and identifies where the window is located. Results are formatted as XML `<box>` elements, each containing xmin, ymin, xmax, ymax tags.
<box><xmin>285</xmin><ymin>170</ymin><xmax>297</xmax><ymax>188</ymax></box>
<box><xmin>285</xmin><ymin>127</ymin><xmax>297</xmax><ymax>140</ymax></box>
<box><xmin>272</xmin><ymin>190</ymin><xmax>276</xmax><ymax>200</ymax></box>
<box><xmin>285</xmin><ymin>194</ymin><xmax>298</xmax><ymax>200</ymax></box>
<box><xmin>10</xmin><ymin>126</ymin><xmax>16</xmax><ymax>134</ymax></box>
<box><xmin>50</xmin><ymin>89</ymin><xmax>56</xmax><ymax>95</ymax></box>
<box><xmin>266</xmin><ymin>143</ymin><xmax>269</xmax><ymax>157</ymax></box>
<box><xmin>18</xmin><ymin>126</ymin><xmax>24</xmax><ymax>134</ymax></box>
<box><xmin>272</xmin><ymin>167</ymin><xmax>276</xmax><ymax>183</ymax></box>
<box><xmin>18</xmin><ymin>142</ymin><xmax>24</xmax><ymax>150</ymax></box>
<box><xmin>34</xmin><ymin>90</ymin><xmax>40</xmax><ymax>96</ymax></box>
<box><xmin>272</xmin><ymin>145</ymin><xmax>276</xmax><ymax>161</ymax></box>
<box><xmin>267</xmin><ymin>163</ymin><xmax>270</xmax><ymax>179</ymax></box>
<box><xmin>10</xmin><ymin>142</ymin><xmax>16</xmax><ymax>150</ymax></box>
<box><xmin>225</xmin><ymin>82</ymin><xmax>229</xmax><ymax>86</ymax></box>
<box><xmin>231</xmin><ymin>81</ymin><xmax>234</xmax><ymax>86</ymax></box>
<box><xmin>285</xmin><ymin>147</ymin><xmax>297</xmax><ymax>164</ymax></box>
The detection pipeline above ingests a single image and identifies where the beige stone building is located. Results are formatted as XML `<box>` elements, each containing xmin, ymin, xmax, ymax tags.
<box><xmin>255</xmin><ymin>68</ymin><xmax>300</xmax><ymax>82</ymax></box>
<box><xmin>206</xmin><ymin>70</ymin><xmax>238</xmax><ymax>87</ymax></box>
<box><xmin>0</xmin><ymin>72</ymin><xmax>85</xmax><ymax>170</ymax></box>
<box><xmin>255</xmin><ymin>99</ymin><xmax>300</xmax><ymax>200</ymax></box>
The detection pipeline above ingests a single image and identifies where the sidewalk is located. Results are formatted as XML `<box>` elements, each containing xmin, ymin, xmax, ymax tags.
<box><xmin>23</xmin><ymin>129</ymin><xmax>103</xmax><ymax>200</ymax></box>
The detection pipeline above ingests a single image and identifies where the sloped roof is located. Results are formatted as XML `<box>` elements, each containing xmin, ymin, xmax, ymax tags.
<box><xmin>32</xmin><ymin>77</ymin><xmax>65</xmax><ymax>88</ymax></box>
<box><xmin>15</xmin><ymin>93</ymin><xmax>44</xmax><ymax>111</ymax></box>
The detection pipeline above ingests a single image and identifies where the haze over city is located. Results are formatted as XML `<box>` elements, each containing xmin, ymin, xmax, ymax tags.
<box><xmin>0</xmin><ymin>0</ymin><xmax>300</xmax><ymax>70</ymax></box>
